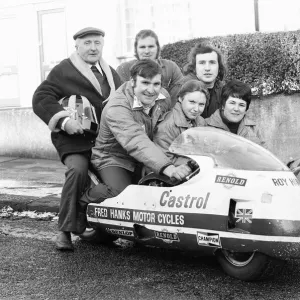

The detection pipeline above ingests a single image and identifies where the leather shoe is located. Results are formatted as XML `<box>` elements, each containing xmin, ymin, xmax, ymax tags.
<box><xmin>55</xmin><ymin>231</ymin><xmax>74</xmax><ymax>251</ymax></box>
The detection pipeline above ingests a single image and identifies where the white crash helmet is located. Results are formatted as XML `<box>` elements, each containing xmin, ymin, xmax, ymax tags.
<box><xmin>59</xmin><ymin>95</ymin><xmax>99</xmax><ymax>136</ymax></box>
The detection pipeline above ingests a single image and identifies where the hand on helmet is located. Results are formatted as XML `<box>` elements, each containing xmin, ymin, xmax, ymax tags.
<box><xmin>64</xmin><ymin>119</ymin><xmax>84</xmax><ymax>135</ymax></box>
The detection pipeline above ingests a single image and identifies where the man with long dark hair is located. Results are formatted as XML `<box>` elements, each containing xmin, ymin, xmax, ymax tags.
<box><xmin>178</xmin><ymin>43</ymin><xmax>226</xmax><ymax>118</ymax></box>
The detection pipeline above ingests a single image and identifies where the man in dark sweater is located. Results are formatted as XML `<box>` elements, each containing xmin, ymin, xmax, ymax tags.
<box><xmin>32</xmin><ymin>27</ymin><xmax>121</xmax><ymax>251</ymax></box>
<box><xmin>176</xmin><ymin>43</ymin><xmax>226</xmax><ymax>118</ymax></box>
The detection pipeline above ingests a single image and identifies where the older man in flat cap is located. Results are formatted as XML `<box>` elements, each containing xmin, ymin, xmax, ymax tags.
<box><xmin>32</xmin><ymin>27</ymin><xmax>121</xmax><ymax>251</ymax></box>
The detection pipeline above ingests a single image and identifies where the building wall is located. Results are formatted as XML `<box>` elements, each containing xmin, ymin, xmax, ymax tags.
<box><xmin>1</xmin><ymin>94</ymin><xmax>300</xmax><ymax>163</ymax></box>
<box><xmin>0</xmin><ymin>0</ymin><xmax>120</xmax><ymax>109</ymax></box>
<box><xmin>1</xmin><ymin>0</ymin><xmax>300</xmax><ymax>164</ymax></box>
<box><xmin>0</xmin><ymin>107</ymin><xmax>58</xmax><ymax>159</ymax></box>
<box><xmin>1</xmin><ymin>0</ymin><xmax>300</xmax><ymax>108</ymax></box>
<box><xmin>247</xmin><ymin>93</ymin><xmax>300</xmax><ymax>162</ymax></box>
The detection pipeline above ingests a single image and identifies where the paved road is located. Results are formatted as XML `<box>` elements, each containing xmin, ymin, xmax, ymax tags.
<box><xmin>1</xmin><ymin>217</ymin><xmax>300</xmax><ymax>300</ymax></box>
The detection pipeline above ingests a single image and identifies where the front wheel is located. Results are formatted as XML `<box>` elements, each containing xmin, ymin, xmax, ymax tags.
<box><xmin>78</xmin><ymin>228</ymin><xmax>117</xmax><ymax>244</ymax></box>
<box><xmin>216</xmin><ymin>250</ymin><xmax>285</xmax><ymax>281</ymax></box>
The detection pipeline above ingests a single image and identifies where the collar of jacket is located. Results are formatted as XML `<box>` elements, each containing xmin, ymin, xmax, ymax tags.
<box><xmin>173</xmin><ymin>102</ymin><xmax>192</xmax><ymax>128</ymax></box>
<box><xmin>242</xmin><ymin>114</ymin><xmax>256</xmax><ymax>126</ymax></box>
<box><xmin>69</xmin><ymin>51</ymin><xmax>116</xmax><ymax>99</ymax></box>
<box><xmin>156</xmin><ymin>58</ymin><xmax>166</xmax><ymax>69</ymax></box>
<box><xmin>206</xmin><ymin>109</ymin><xmax>256</xmax><ymax>129</ymax></box>
<box><xmin>132</xmin><ymin>93</ymin><xmax>166</xmax><ymax>110</ymax></box>
<box><xmin>172</xmin><ymin>102</ymin><xmax>202</xmax><ymax>128</ymax></box>
<box><xmin>132</xmin><ymin>58</ymin><xmax>165</xmax><ymax>68</ymax></box>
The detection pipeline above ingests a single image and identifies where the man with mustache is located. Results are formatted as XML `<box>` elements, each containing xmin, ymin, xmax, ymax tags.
<box><xmin>32</xmin><ymin>27</ymin><xmax>121</xmax><ymax>251</ymax></box>
<box><xmin>78</xmin><ymin>60</ymin><xmax>191</xmax><ymax>219</ymax></box>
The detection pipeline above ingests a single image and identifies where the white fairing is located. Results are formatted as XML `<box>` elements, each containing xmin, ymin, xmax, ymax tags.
<box><xmin>87</xmin><ymin>127</ymin><xmax>300</xmax><ymax>257</ymax></box>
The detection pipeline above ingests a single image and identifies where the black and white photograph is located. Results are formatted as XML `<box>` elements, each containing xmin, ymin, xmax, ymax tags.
<box><xmin>1</xmin><ymin>0</ymin><xmax>300</xmax><ymax>299</ymax></box>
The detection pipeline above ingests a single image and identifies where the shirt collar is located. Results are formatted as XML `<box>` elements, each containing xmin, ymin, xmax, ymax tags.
<box><xmin>132</xmin><ymin>93</ymin><xmax>166</xmax><ymax>113</ymax></box>
<box><xmin>89</xmin><ymin>62</ymin><xmax>103</xmax><ymax>75</ymax></box>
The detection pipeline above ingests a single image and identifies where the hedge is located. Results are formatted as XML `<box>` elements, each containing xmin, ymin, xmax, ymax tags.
<box><xmin>161</xmin><ymin>30</ymin><xmax>300</xmax><ymax>97</ymax></box>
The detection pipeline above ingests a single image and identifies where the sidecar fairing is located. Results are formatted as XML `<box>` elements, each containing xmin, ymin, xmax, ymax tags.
<box><xmin>85</xmin><ymin>127</ymin><xmax>300</xmax><ymax>279</ymax></box>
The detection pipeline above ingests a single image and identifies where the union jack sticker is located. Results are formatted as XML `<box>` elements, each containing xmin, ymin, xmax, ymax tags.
<box><xmin>235</xmin><ymin>209</ymin><xmax>253</xmax><ymax>223</ymax></box>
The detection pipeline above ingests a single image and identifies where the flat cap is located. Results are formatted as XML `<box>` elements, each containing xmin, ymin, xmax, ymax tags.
<box><xmin>73</xmin><ymin>27</ymin><xmax>105</xmax><ymax>40</ymax></box>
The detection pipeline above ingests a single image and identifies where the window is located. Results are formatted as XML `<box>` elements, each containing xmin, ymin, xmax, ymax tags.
<box><xmin>116</xmin><ymin>0</ymin><xmax>137</xmax><ymax>62</ymax></box>
<box><xmin>0</xmin><ymin>17</ymin><xmax>19</xmax><ymax>107</ymax></box>
<box><xmin>37</xmin><ymin>8</ymin><xmax>67</xmax><ymax>81</ymax></box>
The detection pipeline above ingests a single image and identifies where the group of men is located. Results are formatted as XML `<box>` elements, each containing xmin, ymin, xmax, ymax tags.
<box><xmin>32</xmin><ymin>26</ymin><xmax>250</xmax><ymax>251</ymax></box>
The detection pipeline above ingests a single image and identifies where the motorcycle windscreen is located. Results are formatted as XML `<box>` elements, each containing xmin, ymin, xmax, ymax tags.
<box><xmin>169</xmin><ymin>127</ymin><xmax>289</xmax><ymax>171</ymax></box>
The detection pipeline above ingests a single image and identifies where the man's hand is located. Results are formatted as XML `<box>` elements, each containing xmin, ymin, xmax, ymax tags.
<box><xmin>163</xmin><ymin>164</ymin><xmax>192</xmax><ymax>181</ymax></box>
<box><xmin>64</xmin><ymin>119</ymin><xmax>84</xmax><ymax>135</ymax></box>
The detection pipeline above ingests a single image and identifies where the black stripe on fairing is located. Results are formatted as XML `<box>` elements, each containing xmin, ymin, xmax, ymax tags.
<box><xmin>88</xmin><ymin>206</ymin><xmax>300</xmax><ymax>236</ymax></box>
<box><xmin>88</xmin><ymin>205</ymin><xmax>228</xmax><ymax>231</ymax></box>
<box><xmin>235</xmin><ymin>218</ymin><xmax>300</xmax><ymax>236</ymax></box>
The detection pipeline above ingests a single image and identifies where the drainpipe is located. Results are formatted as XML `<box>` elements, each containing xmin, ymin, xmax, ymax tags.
<box><xmin>254</xmin><ymin>0</ymin><xmax>260</xmax><ymax>31</ymax></box>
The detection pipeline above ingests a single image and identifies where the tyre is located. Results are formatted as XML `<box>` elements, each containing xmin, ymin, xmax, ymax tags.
<box><xmin>78</xmin><ymin>228</ymin><xmax>117</xmax><ymax>244</ymax></box>
<box><xmin>216</xmin><ymin>250</ymin><xmax>285</xmax><ymax>281</ymax></box>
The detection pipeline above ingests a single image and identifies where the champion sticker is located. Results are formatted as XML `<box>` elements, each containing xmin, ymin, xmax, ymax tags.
<box><xmin>196</xmin><ymin>231</ymin><xmax>221</xmax><ymax>247</ymax></box>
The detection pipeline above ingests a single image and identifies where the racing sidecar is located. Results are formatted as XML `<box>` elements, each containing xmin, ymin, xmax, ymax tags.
<box><xmin>81</xmin><ymin>127</ymin><xmax>300</xmax><ymax>281</ymax></box>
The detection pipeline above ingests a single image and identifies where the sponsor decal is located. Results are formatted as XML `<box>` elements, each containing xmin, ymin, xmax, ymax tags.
<box><xmin>215</xmin><ymin>174</ymin><xmax>247</xmax><ymax>188</ymax></box>
<box><xmin>94</xmin><ymin>208</ymin><xmax>131</xmax><ymax>221</ymax></box>
<box><xmin>94</xmin><ymin>207</ymin><xmax>108</xmax><ymax>218</ymax></box>
<box><xmin>160</xmin><ymin>191</ymin><xmax>210</xmax><ymax>209</ymax></box>
<box><xmin>272</xmin><ymin>177</ymin><xmax>300</xmax><ymax>187</ymax></box>
<box><xmin>289</xmin><ymin>178</ymin><xmax>300</xmax><ymax>186</ymax></box>
<box><xmin>154</xmin><ymin>230</ymin><xmax>180</xmax><ymax>243</ymax></box>
<box><xmin>88</xmin><ymin>205</ymin><xmax>242</xmax><ymax>229</ymax></box>
<box><xmin>196</xmin><ymin>231</ymin><xmax>221</xmax><ymax>247</ymax></box>
<box><xmin>133</xmin><ymin>211</ymin><xmax>155</xmax><ymax>223</ymax></box>
<box><xmin>93</xmin><ymin>207</ymin><xmax>186</xmax><ymax>226</ymax></box>
<box><xmin>106</xmin><ymin>228</ymin><xmax>134</xmax><ymax>237</ymax></box>
<box><xmin>109</xmin><ymin>209</ymin><xmax>131</xmax><ymax>220</ymax></box>
<box><xmin>94</xmin><ymin>207</ymin><xmax>131</xmax><ymax>221</ymax></box>
<box><xmin>235</xmin><ymin>209</ymin><xmax>253</xmax><ymax>223</ymax></box>
<box><xmin>157</xmin><ymin>213</ymin><xmax>184</xmax><ymax>225</ymax></box>
<box><xmin>132</xmin><ymin>211</ymin><xmax>185</xmax><ymax>226</ymax></box>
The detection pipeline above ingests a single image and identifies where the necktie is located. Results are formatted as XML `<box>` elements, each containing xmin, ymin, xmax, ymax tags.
<box><xmin>90</xmin><ymin>65</ymin><xmax>110</xmax><ymax>99</ymax></box>
<box><xmin>91</xmin><ymin>65</ymin><xmax>103</xmax><ymax>81</ymax></box>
